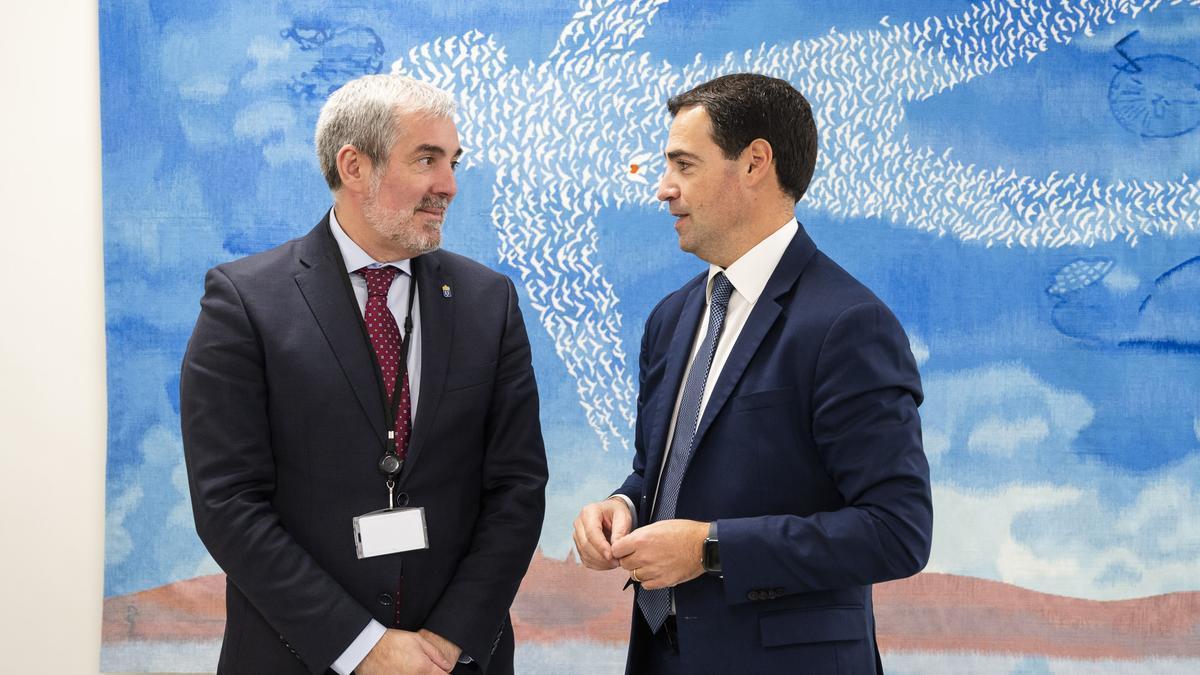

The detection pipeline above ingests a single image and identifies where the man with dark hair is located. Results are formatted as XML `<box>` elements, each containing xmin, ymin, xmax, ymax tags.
<box><xmin>574</xmin><ymin>73</ymin><xmax>932</xmax><ymax>673</ymax></box>
<box><xmin>182</xmin><ymin>74</ymin><xmax>548</xmax><ymax>675</ymax></box>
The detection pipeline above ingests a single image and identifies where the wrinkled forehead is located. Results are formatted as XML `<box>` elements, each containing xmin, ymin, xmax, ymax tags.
<box><xmin>390</xmin><ymin>111</ymin><xmax>462</xmax><ymax>153</ymax></box>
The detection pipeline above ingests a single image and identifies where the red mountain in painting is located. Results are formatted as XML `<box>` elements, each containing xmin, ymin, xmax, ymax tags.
<box><xmin>103</xmin><ymin>549</ymin><xmax>1200</xmax><ymax>660</ymax></box>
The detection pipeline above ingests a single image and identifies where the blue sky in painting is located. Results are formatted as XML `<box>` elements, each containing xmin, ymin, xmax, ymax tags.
<box><xmin>102</xmin><ymin>0</ymin><xmax>1200</xmax><ymax>602</ymax></box>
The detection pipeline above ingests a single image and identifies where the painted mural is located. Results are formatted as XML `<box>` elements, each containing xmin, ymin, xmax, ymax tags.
<box><xmin>101</xmin><ymin>0</ymin><xmax>1200</xmax><ymax>671</ymax></box>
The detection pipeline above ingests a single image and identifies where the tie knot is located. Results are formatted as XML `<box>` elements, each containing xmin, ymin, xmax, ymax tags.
<box><xmin>710</xmin><ymin>273</ymin><xmax>733</xmax><ymax>310</ymax></box>
<box><xmin>356</xmin><ymin>266</ymin><xmax>400</xmax><ymax>297</ymax></box>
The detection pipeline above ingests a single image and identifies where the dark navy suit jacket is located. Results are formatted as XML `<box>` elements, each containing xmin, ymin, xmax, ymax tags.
<box><xmin>181</xmin><ymin>216</ymin><xmax>548</xmax><ymax>674</ymax></box>
<box><xmin>614</xmin><ymin>224</ymin><xmax>932</xmax><ymax>674</ymax></box>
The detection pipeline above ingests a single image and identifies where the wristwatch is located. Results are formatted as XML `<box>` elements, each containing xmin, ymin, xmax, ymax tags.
<box><xmin>702</xmin><ymin>521</ymin><xmax>722</xmax><ymax>576</ymax></box>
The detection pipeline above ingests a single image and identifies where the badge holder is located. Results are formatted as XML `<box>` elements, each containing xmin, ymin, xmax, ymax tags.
<box><xmin>353</xmin><ymin>449</ymin><xmax>429</xmax><ymax>559</ymax></box>
<box><xmin>346</xmin><ymin>272</ymin><xmax>429</xmax><ymax>559</ymax></box>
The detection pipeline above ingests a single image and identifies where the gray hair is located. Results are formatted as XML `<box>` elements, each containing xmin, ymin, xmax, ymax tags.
<box><xmin>315</xmin><ymin>74</ymin><xmax>457</xmax><ymax>191</ymax></box>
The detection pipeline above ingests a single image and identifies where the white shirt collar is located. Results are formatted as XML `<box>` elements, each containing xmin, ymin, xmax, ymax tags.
<box><xmin>706</xmin><ymin>218</ymin><xmax>798</xmax><ymax>306</ymax></box>
<box><xmin>329</xmin><ymin>208</ymin><xmax>413</xmax><ymax>276</ymax></box>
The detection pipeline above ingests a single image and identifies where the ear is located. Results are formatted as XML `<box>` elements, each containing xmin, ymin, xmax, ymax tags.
<box><xmin>336</xmin><ymin>144</ymin><xmax>373</xmax><ymax>196</ymax></box>
<box><xmin>741</xmin><ymin>138</ymin><xmax>774</xmax><ymax>187</ymax></box>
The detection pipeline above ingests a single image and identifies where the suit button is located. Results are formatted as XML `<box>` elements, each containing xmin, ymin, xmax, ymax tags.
<box><xmin>747</xmin><ymin>591</ymin><xmax>759</xmax><ymax>601</ymax></box>
<box><xmin>775</xmin><ymin>587</ymin><xmax>785</xmax><ymax>595</ymax></box>
<box><xmin>378</xmin><ymin>593</ymin><xmax>393</xmax><ymax>606</ymax></box>
<box><xmin>397</xmin><ymin>492</ymin><xmax>410</xmax><ymax>506</ymax></box>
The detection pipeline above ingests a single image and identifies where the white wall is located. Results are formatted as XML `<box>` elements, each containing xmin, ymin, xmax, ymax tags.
<box><xmin>0</xmin><ymin>2</ymin><xmax>107</xmax><ymax>672</ymax></box>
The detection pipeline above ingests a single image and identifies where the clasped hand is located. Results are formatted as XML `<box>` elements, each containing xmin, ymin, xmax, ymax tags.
<box><xmin>573</xmin><ymin>498</ymin><xmax>708</xmax><ymax>590</ymax></box>
<box><xmin>357</xmin><ymin>628</ymin><xmax>459</xmax><ymax>675</ymax></box>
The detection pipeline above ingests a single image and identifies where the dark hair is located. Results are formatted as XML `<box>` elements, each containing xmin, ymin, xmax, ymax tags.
<box><xmin>667</xmin><ymin>73</ymin><xmax>818</xmax><ymax>202</ymax></box>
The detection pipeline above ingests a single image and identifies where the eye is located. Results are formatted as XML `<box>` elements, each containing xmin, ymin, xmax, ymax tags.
<box><xmin>450</xmin><ymin>160</ymin><xmax>461</xmax><ymax>171</ymax></box>
<box><xmin>418</xmin><ymin>156</ymin><xmax>434</xmax><ymax>166</ymax></box>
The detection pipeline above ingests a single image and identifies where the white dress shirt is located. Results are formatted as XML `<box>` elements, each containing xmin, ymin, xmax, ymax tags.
<box><xmin>614</xmin><ymin>219</ymin><xmax>799</xmax><ymax>526</ymax></box>
<box><xmin>328</xmin><ymin>209</ymin><xmax>422</xmax><ymax>674</ymax></box>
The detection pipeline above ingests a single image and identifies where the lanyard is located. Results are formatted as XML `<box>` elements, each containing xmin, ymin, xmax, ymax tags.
<box><xmin>375</xmin><ymin>276</ymin><xmax>416</xmax><ymax>486</ymax></box>
<box><xmin>329</xmin><ymin>238</ymin><xmax>418</xmax><ymax>484</ymax></box>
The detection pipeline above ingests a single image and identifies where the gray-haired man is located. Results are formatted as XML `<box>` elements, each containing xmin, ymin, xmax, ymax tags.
<box><xmin>182</xmin><ymin>74</ymin><xmax>548</xmax><ymax>674</ymax></box>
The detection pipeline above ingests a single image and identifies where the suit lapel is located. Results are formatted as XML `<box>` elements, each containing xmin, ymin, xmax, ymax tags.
<box><xmin>401</xmin><ymin>252</ymin><xmax>453</xmax><ymax>482</ymax></box>
<box><xmin>643</xmin><ymin>281</ymin><xmax>705</xmax><ymax>518</ymax></box>
<box><xmin>293</xmin><ymin>218</ymin><xmax>387</xmax><ymax>439</ymax></box>
<box><xmin>689</xmin><ymin>225</ymin><xmax>819</xmax><ymax>458</ymax></box>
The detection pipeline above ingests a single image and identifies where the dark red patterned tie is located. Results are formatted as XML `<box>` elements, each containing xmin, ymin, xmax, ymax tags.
<box><xmin>355</xmin><ymin>266</ymin><xmax>412</xmax><ymax>459</ymax></box>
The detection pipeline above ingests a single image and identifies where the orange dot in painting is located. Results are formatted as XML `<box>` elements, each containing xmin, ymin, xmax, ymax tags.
<box><xmin>630</xmin><ymin>164</ymin><xmax>639</xmax><ymax>174</ymax></box>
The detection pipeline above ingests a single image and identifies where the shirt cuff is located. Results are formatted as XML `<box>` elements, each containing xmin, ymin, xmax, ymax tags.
<box><xmin>609</xmin><ymin>494</ymin><xmax>638</xmax><ymax>530</ymax></box>
<box><xmin>330</xmin><ymin>619</ymin><xmax>386</xmax><ymax>675</ymax></box>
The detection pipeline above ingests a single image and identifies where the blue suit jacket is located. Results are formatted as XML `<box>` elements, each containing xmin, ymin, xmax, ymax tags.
<box><xmin>614</xmin><ymin>224</ymin><xmax>932</xmax><ymax>674</ymax></box>
<box><xmin>181</xmin><ymin>216</ymin><xmax>547</xmax><ymax>674</ymax></box>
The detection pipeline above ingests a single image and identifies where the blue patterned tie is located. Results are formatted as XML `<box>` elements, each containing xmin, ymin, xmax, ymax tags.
<box><xmin>637</xmin><ymin>272</ymin><xmax>734</xmax><ymax>634</ymax></box>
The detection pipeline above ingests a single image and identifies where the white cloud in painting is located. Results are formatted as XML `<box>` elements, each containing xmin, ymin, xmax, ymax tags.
<box><xmin>105</xmin><ymin>485</ymin><xmax>144</xmax><ymax>567</ymax></box>
<box><xmin>233</xmin><ymin>101</ymin><xmax>296</xmax><ymax>141</ymax></box>
<box><xmin>108</xmin><ymin>423</ymin><xmax>207</xmax><ymax>592</ymax></box>
<box><xmin>241</xmin><ymin>34</ymin><xmax>293</xmax><ymax>90</ymax></box>
<box><xmin>908</xmin><ymin>333</ymin><xmax>929</xmax><ymax>367</ymax></box>
<box><xmin>932</xmin><ymin>457</ymin><xmax>1200</xmax><ymax>600</ymax></box>
<box><xmin>921</xmin><ymin>362</ymin><xmax>1200</xmax><ymax>599</ymax></box>
<box><xmin>233</xmin><ymin>102</ymin><xmax>312</xmax><ymax>167</ymax></box>
<box><xmin>966</xmin><ymin>416</ymin><xmax>1050</xmax><ymax>457</ymax></box>
<box><xmin>921</xmin><ymin>363</ymin><xmax>1093</xmax><ymax>468</ymax></box>
<box><xmin>137</xmin><ymin>425</ymin><xmax>194</xmax><ymax>533</ymax></box>
<box><xmin>1009</xmin><ymin>469</ymin><xmax>1200</xmax><ymax>599</ymax></box>
<box><xmin>178</xmin><ymin>74</ymin><xmax>229</xmax><ymax>103</ymax></box>
<box><xmin>1114</xmin><ymin>475</ymin><xmax>1200</xmax><ymax>556</ymax></box>
<box><xmin>925</xmin><ymin>483</ymin><xmax>1083</xmax><ymax>581</ymax></box>
<box><xmin>923</xmin><ymin>428</ymin><xmax>951</xmax><ymax>461</ymax></box>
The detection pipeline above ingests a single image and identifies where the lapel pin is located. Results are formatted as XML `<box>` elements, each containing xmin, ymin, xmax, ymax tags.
<box><xmin>441</xmin><ymin>284</ymin><xmax>452</xmax><ymax>298</ymax></box>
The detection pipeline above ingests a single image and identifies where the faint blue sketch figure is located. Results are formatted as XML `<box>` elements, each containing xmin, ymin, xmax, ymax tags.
<box><xmin>1047</xmin><ymin>258</ymin><xmax>1116</xmax><ymax>297</ymax></box>
<box><xmin>391</xmin><ymin>0</ymin><xmax>1200</xmax><ymax>451</ymax></box>
<box><xmin>1108</xmin><ymin>31</ymin><xmax>1200</xmax><ymax>138</ymax></box>
<box><xmin>283</xmin><ymin>22</ymin><xmax>386</xmax><ymax>102</ymax></box>
<box><xmin>1049</xmin><ymin>255</ymin><xmax>1200</xmax><ymax>349</ymax></box>
<box><xmin>1048</xmin><ymin>256</ymin><xmax>1132</xmax><ymax>344</ymax></box>
<box><xmin>1128</xmin><ymin>257</ymin><xmax>1200</xmax><ymax>349</ymax></box>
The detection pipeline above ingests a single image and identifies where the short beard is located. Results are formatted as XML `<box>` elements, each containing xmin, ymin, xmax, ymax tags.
<box><xmin>362</xmin><ymin>173</ymin><xmax>446</xmax><ymax>257</ymax></box>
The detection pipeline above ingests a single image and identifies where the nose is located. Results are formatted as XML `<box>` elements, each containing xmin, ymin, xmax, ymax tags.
<box><xmin>436</xmin><ymin>165</ymin><xmax>458</xmax><ymax>200</ymax></box>
<box><xmin>656</xmin><ymin>174</ymin><xmax>677</xmax><ymax>203</ymax></box>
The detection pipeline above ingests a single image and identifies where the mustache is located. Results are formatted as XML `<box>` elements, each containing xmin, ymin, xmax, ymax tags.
<box><xmin>418</xmin><ymin>197</ymin><xmax>450</xmax><ymax>211</ymax></box>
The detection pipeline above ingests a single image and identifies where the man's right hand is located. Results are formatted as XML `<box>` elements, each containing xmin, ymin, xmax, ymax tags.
<box><xmin>573</xmin><ymin>497</ymin><xmax>634</xmax><ymax>570</ymax></box>
<box><xmin>356</xmin><ymin>629</ymin><xmax>453</xmax><ymax>675</ymax></box>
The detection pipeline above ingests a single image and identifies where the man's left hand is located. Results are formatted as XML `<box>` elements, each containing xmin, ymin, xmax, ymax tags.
<box><xmin>610</xmin><ymin>519</ymin><xmax>708</xmax><ymax>590</ymax></box>
<box><xmin>418</xmin><ymin>629</ymin><xmax>462</xmax><ymax>665</ymax></box>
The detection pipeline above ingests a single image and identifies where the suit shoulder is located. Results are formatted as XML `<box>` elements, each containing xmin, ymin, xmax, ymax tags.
<box><xmin>428</xmin><ymin>249</ymin><xmax>511</xmax><ymax>287</ymax></box>
<box><xmin>800</xmin><ymin>251</ymin><xmax>894</xmax><ymax>317</ymax></box>
<box><xmin>210</xmin><ymin>235</ymin><xmax>307</xmax><ymax>283</ymax></box>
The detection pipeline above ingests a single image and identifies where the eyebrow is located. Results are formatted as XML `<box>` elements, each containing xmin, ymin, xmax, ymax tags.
<box><xmin>666</xmin><ymin>149</ymin><xmax>702</xmax><ymax>162</ymax></box>
<box><xmin>414</xmin><ymin>144</ymin><xmax>464</xmax><ymax>159</ymax></box>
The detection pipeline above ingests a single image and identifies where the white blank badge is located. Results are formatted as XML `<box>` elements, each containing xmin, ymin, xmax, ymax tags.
<box><xmin>353</xmin><ymin>507</ymin><xmax>429</xmax><ymax>559</ymax></box>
